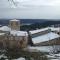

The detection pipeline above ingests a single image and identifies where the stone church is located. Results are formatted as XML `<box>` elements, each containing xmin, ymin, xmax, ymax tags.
<box><xmin>0</xmin><ymin>19</ymin><xmax>29</xmax><ymax>49</ymax></box>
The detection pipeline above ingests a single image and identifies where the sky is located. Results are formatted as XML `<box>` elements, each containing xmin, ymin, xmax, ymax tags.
<box><xmin>0</xmin><ymin>0</ymin><xmax>60</xmax><ymax>19</ymax></box>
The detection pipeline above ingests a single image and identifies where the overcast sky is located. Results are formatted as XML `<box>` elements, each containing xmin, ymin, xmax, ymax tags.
<box><xmin>0</xmin><ymin>0</ymin><xmax>60</xmax><ymax>19</ymax></box>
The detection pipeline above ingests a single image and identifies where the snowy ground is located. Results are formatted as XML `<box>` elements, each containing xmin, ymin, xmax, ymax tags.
<box><xmin>27</xmin><ymin>45</ymin><xmax>60</xmax><ymax>60</ymax></box>
<box><xmin>28</xmin><ymin>45</ymin><xmax>60</xmax><ymax>53</ymax></box>
<box><xmin>46</xmin><ymin>53</ymin><xmax>60</xmax><ymax>60</ymax></box>
<box><xmin>0</xmin><ymin>46</ymin><xmax>60</xmax><ymax>60</ymax></box>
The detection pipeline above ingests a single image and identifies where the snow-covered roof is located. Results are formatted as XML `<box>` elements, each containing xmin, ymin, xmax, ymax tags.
<box><xmin>10</xmin><ymin>19</ymin><xmax>20</xmax><ymax>21</ymax></box>
<box><xmin>0</xmin><ymin>26</ymin><xmax>28</xmax><ymax>36</ymax></box>
<box><xmin>10</xmin><ymin>30</ymin><xmax>28</xmax><ymax>36</ymax></box>
<box><xmin>30</xmin><ymin>27</ymin><xmax>49</xmax><ymax>34</ymax></box>
<box><xmin>0</xmin><ymin>26</ymin><xmax>10</xmax><ymax>31</ymax></box>
<box><xmin>30</xmin><ymin>27</ymin><xmax>60</xmax><ymax>34</ymax></box>
<box><xmin>32</xmin><ymin>32</ymin><xmax>59</xmax><ymax>44</ymax></box>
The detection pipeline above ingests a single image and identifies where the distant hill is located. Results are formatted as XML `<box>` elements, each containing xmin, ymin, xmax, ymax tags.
<box><xmin>0</xmin><ymin>19</ymin><xmax>60</xmax><ymax>26</ymax></box>
<box><xmin>0</xmin><ymin>19</ymin><xmax>46</xmax><ymax>26</ymax></box>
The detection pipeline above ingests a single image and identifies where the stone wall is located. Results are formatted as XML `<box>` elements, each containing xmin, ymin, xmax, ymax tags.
<box><xmin>0</xmin><ymin>34</ymin><xmax>28</xmax><ymax>49</ymax></box>
<box><xmin>3</xmin><ymin>35</ymin><xmax>28</xmax><ymax>49</ymax></box>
